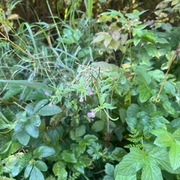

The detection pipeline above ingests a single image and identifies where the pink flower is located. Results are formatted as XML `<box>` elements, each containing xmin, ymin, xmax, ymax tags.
<box><xmin>44</xmin><ymin>91</ymin><xmax>49</xmax><ymax>96</ymax></box>
<box><xmin>88</xmin><ymin>89</ymin><xmax>93</xmax><ymax>96</ymax></box>
<box><xmin>87</xmin><ymin>109</ymin><xmax>95</xmax><ymax>118</ymax></box>
<box><xmin>79</xmin><ymin>97</ymin><xmax>84</xmax><ymax>102</ymax></box>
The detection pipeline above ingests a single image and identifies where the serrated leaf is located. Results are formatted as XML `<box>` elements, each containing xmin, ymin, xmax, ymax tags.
<box><xmin>141</xmin><ymin>157</ymin><xmax>163</xmax><ymax>180</ymax></box>
<box><xmin>114</xmin><ymin>147</ymin><xmax>144</xmax><ymax>176</ymax></box>
<box><xmin>25</xmin><ymin>123</ymin><xmax>39</xmax><ymax>138</ymax></box>
<box><xmin>173</xmin><ymin>129</ymin><xmax>180</xmax><ymax>141</ymax></box>
<box><xmin>30</xmin><ymin>166</ymin><xmax>44</xmax><ymax>180</ymax></box>
<box><xmin>33</xmin><ymin>146</ymin><xmax>55</xmax><ymax>158</ymax></box>
<box><xmin>38</xmin><ymin>104</ymin><xmax>62</xmax><ymax>116</ymax></box>
<box><xmin>35</xmin><ymin>161</ymin><xmax>48</xmax><ymax>172</ymax></box>
<box><xmin>114</xmin><ymin>174</ymin><xmax>136</xmax><ymax>180</ymax></box>
<box><xmin>169</xmin><ymin>142</ymin><xmax>180</xmax><ymax>170</ymax></box>
<box><xmin>92</xmin><ymin>120</ymin><xmax>105</xmax><ymax>132</ymax></box>
<box><xmin>151</xmin><ymin>129</ymin><xmax>174</xmax><ymax>147</ymax></box>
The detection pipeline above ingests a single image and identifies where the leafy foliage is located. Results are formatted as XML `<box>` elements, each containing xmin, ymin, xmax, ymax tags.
<box><xmin>0</xmin><ymin>0</ymin><xmax>180</xmax><ymax>180</ymax></box>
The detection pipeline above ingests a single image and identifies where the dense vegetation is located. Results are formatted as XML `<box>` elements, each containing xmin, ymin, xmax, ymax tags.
<box><xmin>0</xmin><ymin>0</ymin><xmax>180</xmax><ymax>179</ymax></box>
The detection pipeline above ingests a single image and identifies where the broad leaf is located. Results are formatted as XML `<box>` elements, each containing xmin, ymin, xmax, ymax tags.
<box><xmin>62</xmin><ymin>150</ymin><xmax>77</xmax><ymax>163</ymax></box>
<box><xmin>24</xmin><ymin>164</ymin><xmax>33</xmax><ymax>179</ymax></box>
<box><xmin>114</xmin><ymin>147</ymin><xmax>145</xmax><ymax>176</ymax></box>
<box><xmin>16</xmin><ymin>131</ymin><xmax>30</xmax><ymax>146</ymax></box>
<box><xmin>35</xmin><ymin>160</ymin><xmax>48</xmax><ymax>172</ymax></box>
<box><xmin>25</xmin><ymin>123</ymin><xmax>39</xmax><ymax>138</ymax></box>
<box><xmin>91</xmin><ymin>120</ymin><xmax>105</xmax><ymax>132</ymax></box>
<box><xmin>105</xmin><ymin>163</ymin><xmax>114</xmax><ymax>176</ymax></box>
<box><xmin>33</xmin><ymin>146</ymin><xmax>55</xmax><ymax>158</ymax></box>
<box><xmin>38</xmin><ymin>104</ymin><xmax>62</xmax><ymax>116</ymax></box>
<box><xmin>169</xmin><ymin>142</ymin><xmax>180</xmax><ymax>170</ymax></box>
<box><xmin>141</xmin><ymin>157</ymin><xmax>163</xmax><ymax>180</ymax></box>
<box><xmin>115</xmin><ymin>174</ymin><xmax>136</xmax><ymax>180</ymax></box>
<box><xmin>53</xmin><ymin>161</ymin><xmax>67</xmax><ymax>179</ymax></box>
<box><xmin>151</xmin><ymin>129</ymin><xmax>174</xmax><ymax>147</ymax></box>
<box><xmin>30</xmin><ymin>166</ymin><xmax>44</xmax><ymax>180</ymax></box>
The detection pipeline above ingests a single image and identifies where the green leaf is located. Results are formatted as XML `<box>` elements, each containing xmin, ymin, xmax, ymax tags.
<box><xmin>3</xmin><ymin>85</ymin><xmax>23</xmax><ymax>100</ymax></box>
<box><xmin>91</xmin><ymin>120</ymin><xmax>105</xmax><ymax>132</ymax></box>
<box><xmin>34</xmin><ymin>99</ymin><xmax>49</xmax><ymax>113</ymax></box>
<box><xmin>114</xmin><ymin>174</ymin><xmax>136</xmax><ymax>180</ymax></box>
<box><xmin>62</xmin><ymin>150</ymin><xmax>77</xmax><ymax>163</ymax></box>
<box><xmin>35</xmin><ymin>161</ymin><xmax>48</xmax><ymax>172</ymax></box>
<box><xmin>30</xmin><ymin>166</ymin><xmax>44</xmax><ymax>180</ymax></box>
<box><xmin>0</xmin><ymin>80</ymin><xmax>52</xmax><ymax>91</ymax></box>
<box><xmin>169</xmin><ymin>142</ymin><xmax>180</xmax><ymax>170</ymax></box>
<box><xmin>173</xmin><ymin>128</ymin><xmax>180</xmax><ymax>141</ymax></box>
<box><xmin>53</xmin><ymin>161</ymin><xmax>67</xmax><ymax>178</ymax></box>
<box><xmin>127</xmin><ymin>104</ymin><xmax>140</xmax><ymax>118</ymax></box>
<box><xmin>137</xmin><ymin>83</ymin><xmax>151</xmax><ymax>103</ymax></box>
<box><xmin>141</xmin><ymin>157</ymin><xmax>163</xmax><ymax>180</ymax></box>
<box><xmin>76</xmin><ymin>125</ymin><xmax>86</xmax><ymax>137</ymax></box>
<box><xmin>16</xmin><ymin>131</ymin><xmax>30</xmax><ymax>146</ymax></box>
<box><xmin>163</xmin><ymin>101</ymin><xmax>176</xmax><ymax>115</ymax></box>
<box><xmin>33</xmin><ymin>146</ymin><xmax>55</xmax><ymax>158</ymax></box>
<box><xmin>151</xmin><ymin>129</ymin><xmax>174</xmax><ymax>147</ymax></box>
<box><xmin>24</xmin><ymin>164</ymin><xmax>33</xmax><ymax>179</ymax></box>
<box><xmin>136</xmin><ymin>68</ymin><xmax>151</xmax><ymax>84</ymax></box>
<box><xmin>105</xmin><ymin>163</ymin><xmax>114</xmax><ymax>176</ymax></box>
<box><xmin>25</xmin><ymin>123</ymin><xmax>39</xmax><ymax>138</ymax></box>
<box><xmin>114</xmin><ymin>147</ymin><xmax>144</xmax><ymax>176</ymax></box>
<box><xmin>38</xmin><ymin>104</ymin><xmax>62</xmax><ymax>116</ymax></box>
<box><xmin>0</xmin><ymin>141</ymin><xmax>12</xmax><ymax>154</ymax></box>
<box><xmin>164</xmin><ymin>81</ymin><xmax>176</xmax><ymax>94</ymax></box>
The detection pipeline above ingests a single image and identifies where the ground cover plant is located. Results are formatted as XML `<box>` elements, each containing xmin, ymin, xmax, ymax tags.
<box><xmin>0</xmin><ymin>0</ymin><xmax>180</xmax><ymax>179</ymax></box>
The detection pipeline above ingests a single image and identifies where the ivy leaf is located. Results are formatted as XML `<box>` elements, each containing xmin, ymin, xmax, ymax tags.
<box><xmin>38</xmin><ymin>104</ymin><xmax>62</xmax><ymax>116</ymax></box>
<box><xmin>33</xmin><ymin>146</ymin><xmax>55</xmax><ymax>158</ymax></box>
<box><xmin>29</xmin><ymin>166</ymin><xmax>44</xmax><ymax>180</ymax></box>
<box><xmin>169</xmin><ymin>142</ymin><xmax>180</xmax><ymax>170</ymax></box>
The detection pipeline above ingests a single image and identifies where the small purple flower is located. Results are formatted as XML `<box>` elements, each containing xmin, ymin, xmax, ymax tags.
<box><xmin>79</xmin><ymin>97</ymin><xmax>84</xmax><ymax>102</ymax></box>
<box><xmin>87</xmin><ymin>109</ymin><xmax>95</xmax><ymax>118</ymax></box>
<box><xmin>88</xmin><ymin>89</ymin><xmax>93</xmax><ymax>96</ymax></box>
<box><xmin>44</xmin><ymin>91</ymin><xmax>49</xmax><ymax>96</ymax></box>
